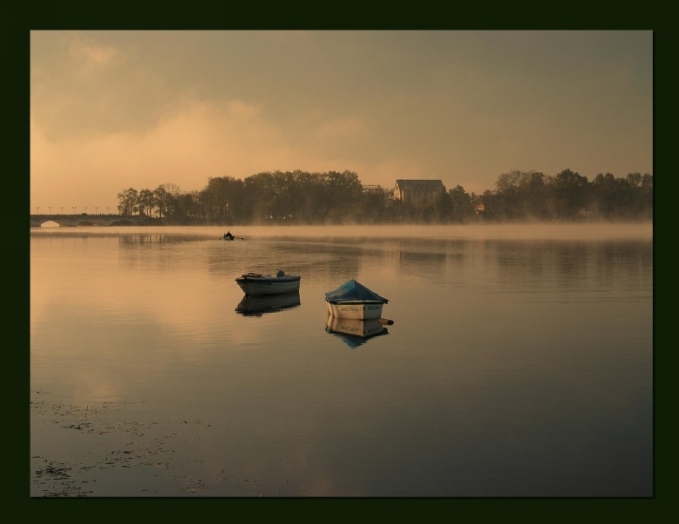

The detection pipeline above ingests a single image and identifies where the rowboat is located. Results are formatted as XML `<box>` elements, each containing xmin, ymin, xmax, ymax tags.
<box><xmin>235</xmin><ymin>270</ymin><xmax>301</xmax><ymax>295</ymax></box>
<box><xmin>324</xmin><ymin>279</ymin><xmax>388</xmax><ymax>320</ymax></box>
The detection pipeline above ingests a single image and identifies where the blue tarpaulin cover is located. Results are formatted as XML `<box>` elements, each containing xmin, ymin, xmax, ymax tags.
<box><xmin>324</xmin><ymin>279</ymin><xmax>388</xmax><ymax>304</ymax></box>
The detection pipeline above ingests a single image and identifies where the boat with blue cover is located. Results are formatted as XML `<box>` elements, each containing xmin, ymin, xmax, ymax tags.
<box><xmin>324</xmin><ymin>279</ymin><xmax>388</xmax><ymax>320</ymax></box>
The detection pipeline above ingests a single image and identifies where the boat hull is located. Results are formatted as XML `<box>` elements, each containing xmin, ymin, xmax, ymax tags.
<box><xmin>235</xmin><ymin>275</ymin><xmax>301</xmax><ymax>295</ymax></box>
<box><xmin>326</xmin><ymin>301</ymin><xmax>384</xmax><ymax>320</ymax></box>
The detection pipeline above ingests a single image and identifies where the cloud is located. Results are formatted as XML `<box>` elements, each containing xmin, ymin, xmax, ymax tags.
<box><xmin>32</xmin><ymin>96</ymin><xmax>389</xmax><ymax>208</ymax></box>
<box><xmin>313</xmin><ymin>116</ymin><xmax>369</xmax><ymax>142</ymax></box>
<box><xmin>32</xmin><ymin>97</ymin><xmax>279</xmax><ymax>199</ymax></box>
<box><xmin>68</xmin><ymin>35</ymin><xmax>124</xmax><ymax>72</ymax></box>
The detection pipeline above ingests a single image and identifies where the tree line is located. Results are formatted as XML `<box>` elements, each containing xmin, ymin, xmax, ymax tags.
<box><xmin>116</xmin><ymin>168</ymin><xmax>652</xmax><ymax>225</ymax></box>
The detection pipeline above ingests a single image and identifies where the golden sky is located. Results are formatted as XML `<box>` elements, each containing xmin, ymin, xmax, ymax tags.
<box><xmin>30</xmin><ymin>30</ymin><xmax>652</xmax><ymax>214</ymax></box>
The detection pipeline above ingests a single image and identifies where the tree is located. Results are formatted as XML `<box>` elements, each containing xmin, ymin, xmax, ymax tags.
<box><xmin>627</xmin><ymin>172</ymin><xmax>653</xmax><ymax>219</ymax></box>
<box><xmin>552</xmin><ymin>169</ymin><xmax>589</xmax><ymax>219</ymax></box>
<box><xmin>293</xmin><ymin>170</ymin><xmax>325</xmax><ymax>223</ymax></box>
<box><xmin>138</xmin><ymin>189</ymin><xmax>154</xmax><ymax>217</ymax></box>
<box><xmin>323</xmin><ymin>171</ymin><xmax>363</xmax><ymax>222</ymax></box>
<box><xmin>175</xmin><ymin>192</ymin><xmax>202</xmax><ymax>223</ymax></box>
<box><xmin>434</xmin><ymin>188</ymin><xmax>453</xmax><ymax>222</ymax></box>
<box><xmin>626</xmin><ymin>172</ymin><xmax>642</xmax><ymax>188</ymax></box>
<box><xmin>199</xmin><ymin>176</ymin><xmax>245</xmax><ymax>223</ymax></box>
<box><xmin>495</xmin><ymin>170</ymin><xmax>522</xmax><ymax>194</ymax></box>
<box><xmin>518</xmin><ymin>171</ymin><xmax>549</xmax><ymax>219</ymax></box>
<box><xmin>448</xmin><ymin>185</ymin><xmax>473</xmax><ymax>222</ymax></box>
<box><xmin>639</xmin><ymin>174</ymin><xmax>653</xmax><ymax>219</ymax></box>
<box><xmin>117</xmin><ymin>188</ymin><xmax>138</xmax><ymax>215</ymax></box>
<box><xmin>243</xmin><ymin>172</ymin><xmax>277</xmax><ymax>222</ymax></box>
<box><xmin>491</xmin><ymin>170</ymin><xmax>553</xmax><ymax>220</ymax></box>
<box><xmin>592</xmin><ymin>173</ymin><xmax>629</xmax><ymax>219</ymax></box>
<box><xmin>357</xmin><ymin>186</ymin><xmax>390</xmax><ymax>223</ymax></box>
<box><xmin>153</xmin><ymin>185</ymin><xmax>168</xmax><ymax>218</ymax></box>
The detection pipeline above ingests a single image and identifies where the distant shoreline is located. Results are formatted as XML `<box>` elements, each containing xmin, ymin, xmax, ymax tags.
<box><xmin>30</xmin><ymin>217</ymin><xmax>654</xmax><ymax>227</ymax></box>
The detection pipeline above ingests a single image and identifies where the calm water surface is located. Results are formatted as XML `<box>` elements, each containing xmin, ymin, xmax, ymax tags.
<box><xmin>30</xmin><ymin>224</ymin><xmax>653</xmax><ymax>497</ymax></box>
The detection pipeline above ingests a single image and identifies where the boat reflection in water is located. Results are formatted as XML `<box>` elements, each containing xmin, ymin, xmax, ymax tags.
<box><xmin>325</xmin><ymin>314</ymin><xmax>390</xmax><ymax>349</ymax></box>
<box><xmin>236</xmin><ymin>291</ymin><xmax>301</xmax><ymax>317</ymax></box>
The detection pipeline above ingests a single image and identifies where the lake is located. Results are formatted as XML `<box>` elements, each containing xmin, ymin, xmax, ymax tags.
<box><xmin>30</xmin><ymin>223</ymin><xmax>653</xmax><ymax>497</ymax></box>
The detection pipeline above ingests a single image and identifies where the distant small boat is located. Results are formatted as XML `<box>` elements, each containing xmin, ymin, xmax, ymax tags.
<box><xmin>236</xmin><ymin>291</ymin><xmax>301</xmax><ymax>316</ymax></box>
<box><xmin>325</xmin><ymin>279</ymin><xmax>388</xmax><ymax>320</ymax></box>
<box><xmin>236</xmin><ymin>270</ymin><xmax>301</xmax><ymax>296</ymax></box>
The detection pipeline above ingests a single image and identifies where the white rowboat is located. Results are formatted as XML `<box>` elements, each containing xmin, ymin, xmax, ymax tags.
<box><xmin>236</xmin><ymin>271</ymin><xmax>301</xmax><ymax>296</ymax></box>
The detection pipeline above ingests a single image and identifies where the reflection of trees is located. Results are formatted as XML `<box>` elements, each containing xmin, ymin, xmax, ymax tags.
<box><xmin>492</xmin><ymin>239</ymin><xmax>652</xmax><ymax>291</ymax></box>
<box><xmin>388</xmin><ymin>240</ymin><xmax>448</xmax><ymax>279</ymax></box>
<box><xmin>326</xmin><ymin>238</ymin><xmax>462</xmax><ymax>281</ymax></box>
<box><xmin>398</xmin><ymin>251</ymin><xmax>447</xmax><ymax>279</ymax></box>
<box><xmin>118</xmin><ymin>234</ymin><xmax>208</xmax><ymax>272</ymax></box>
<box><xmin>108</xmin><ymin>234</ymin><xmax>655</xmax><ymax>302</ymax></box>
<box><xmin>118</xmin><ymin>234</ymin><xmax>197</xmax><ymax>245</ymax></box>
<box><xmin>205</xmin><ymin>239</ymin><xmax>361</xmax><ymax>282</ymax></box>
<box><xmin>591</xmin><ymin>241</ymin><xmax>653</xmax><ymax>289</ymax></box>
<box><xmin>494</xmin><ymin>241</ymin><xmax>594</xmax><ymax>288</ymax></box>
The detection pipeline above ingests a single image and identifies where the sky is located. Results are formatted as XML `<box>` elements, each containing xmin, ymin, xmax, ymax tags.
<box><xmin>30</xmin><ymin>30</ymin><xmax>653</xmax><ymax>214</ymax></box>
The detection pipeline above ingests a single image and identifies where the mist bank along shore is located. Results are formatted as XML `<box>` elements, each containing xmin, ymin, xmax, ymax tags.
<box><xmin>31</xmin><ymin>221</ymin><xmax>653</xmax><ymax>243</ymax></box>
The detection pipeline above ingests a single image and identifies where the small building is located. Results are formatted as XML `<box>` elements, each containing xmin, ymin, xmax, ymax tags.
<box><xmin>393</xmin><ymin>179</ymin><xmax>445</xmax><ymax>207</ymax></box>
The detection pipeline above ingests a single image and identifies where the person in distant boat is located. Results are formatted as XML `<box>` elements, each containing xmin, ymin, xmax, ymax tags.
<box><xmin>223</xmin><ymin>231</ymin><xmax>235</xmax><ymax>240</ymax></box>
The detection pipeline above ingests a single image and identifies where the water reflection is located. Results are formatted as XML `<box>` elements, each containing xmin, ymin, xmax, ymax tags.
<box><xmin>325</xmin><ymin>315</ymin><xmax>389</xmax><ymax>349</ymax></box>
<box><xmin>235</xmin><ymin>291</ymin><xmax>301</xmax><ymax>317</ymax></box>
<box><xmin>492</xmin><ymin>239</ymin><xmax>653</xmax><ymax>292</ymax></box>
<box><xmin>30</xmin><ymin>224</ymin><xmax>652</xmax><ymax>497</ymax></box>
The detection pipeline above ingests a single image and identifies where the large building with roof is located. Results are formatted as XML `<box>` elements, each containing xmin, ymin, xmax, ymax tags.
<box><xmin>393</xmin><ymin>179</ymin><xmax>446</xmax><ymax>207</ymax></box>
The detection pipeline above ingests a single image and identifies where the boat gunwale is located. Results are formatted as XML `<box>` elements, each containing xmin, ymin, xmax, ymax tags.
<box><xmin>236</xmin><ymin>275</ymin><xmax>301</xmax><ymax>282</ymax></box>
